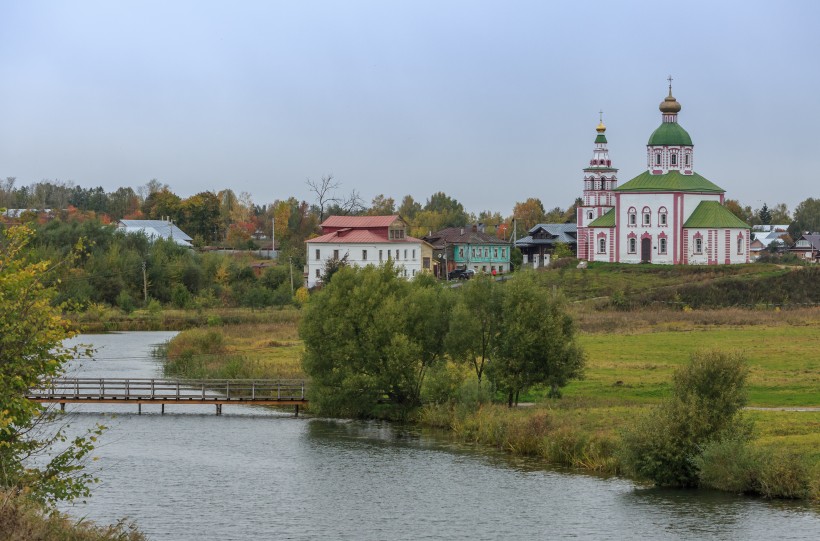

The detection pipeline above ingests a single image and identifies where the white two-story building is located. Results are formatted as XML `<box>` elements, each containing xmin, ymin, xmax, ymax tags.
<box><xmin>305</xmin><ymin>215</ymin><xmax>433</xmax><ymax>287</ymax></box>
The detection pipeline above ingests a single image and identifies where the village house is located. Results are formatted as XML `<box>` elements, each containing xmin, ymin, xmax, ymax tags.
<box><xmin>790</xmin><ymin>233</ymin><xmax>820</xmax><ymax>263</ymax></box>
<box><xmin>305</xmin><ymin>215</ymin><xmax>433</xmax><ymax>288</ymax></box>
<box><xmin>515</xmin><ymin>223</ymin><xmax>577</xmax><ymax>268</ymax></box>
<box><xmin>423</xmin><ymin>225</ymin><xmax>511</xmax><ymax>277</ymax></box>
<box><xmin>117</xmin><ymin>219</ymin><xmax>193</xmax><ymax>247</ymax></box>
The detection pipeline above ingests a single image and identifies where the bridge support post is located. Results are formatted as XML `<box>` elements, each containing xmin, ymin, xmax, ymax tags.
<box><xmin>60</xmin><ymin>402</ymin><xmax>65</xmax><ymax>412</ymax></box>
<box><xmin>295</xmin><ymin>404</ymin><xmax>299</xmax><ymax>417</ymax></box>
<box><xmin>138</xmin><ymin>403</ymin><xmax>142</xmax><ymax>415</ymax></box>
<box><xmin>216</xmin><ymin>404</ymin><xmax>222</xmax><ymax>416</ymax></box>
<box><xmin>161</xmin><ymin>404</ymin><xmax>165</xmax><ymax>415</ymax></box>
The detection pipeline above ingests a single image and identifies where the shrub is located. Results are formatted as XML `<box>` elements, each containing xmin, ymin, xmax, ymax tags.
<box><xmin>620</xmin><ymin>351</ymin><xmax>751</xmax><ymax>487</ymax></box>
<box><xmin>696</xmin><ymin>437</ymin><xmax>763</xmax><ymax>493</ymax></box>
<box><xmin>757</xmin><ymin>452</ymin><xmax>812</xmax><ymax>499</ymax></box>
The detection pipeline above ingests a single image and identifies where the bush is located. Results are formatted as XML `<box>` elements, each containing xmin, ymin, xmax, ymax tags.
<box><xmin>620</xmin><ymin>350</ymin><xmax>751</xmax><ymax>487</ymax></box>
<box><xmin>758</xmin><ymin>452</ymin><xmax>812</xmax><ymax>499</ymax></box>
<box><xmin>696</xmin><ymin>437</ymin><xmax>763</xmax><ymax>493</ymax></box>
<box><xmin>116</xmin><ymin>290</ymin><xmax>136</xmax><ymax>314</ymax></box>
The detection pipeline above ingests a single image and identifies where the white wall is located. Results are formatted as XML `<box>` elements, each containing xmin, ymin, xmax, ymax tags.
<box><xmin>617</xmin><ymin>193</ymin><xmax>676</xmax><ymax>264</ymax></box>
<box><xmin>306</xmin><ymin>241</ymin><xmax>424</xmax><ymax>287</ymax></box>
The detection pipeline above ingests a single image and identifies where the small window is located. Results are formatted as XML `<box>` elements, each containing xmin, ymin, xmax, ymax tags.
<box><xmin>333</xmin><ymin>249</ymin><xmax>339</xmax><ymax>259</ymax></box>
<box><xmin>659</xmin><ymin>212</ymin><xmax>667</xmax><ymax>226</ymax></box>
<box><xmin>494</xmin><ymin>248</ymin><xmax>498</xmax><ymax>258</ymax></box>
<box><xmin>655</xmin><ymin>153</ymin><xmax>661</xmax><ymax>165</ymax></box>
<box><xmin>598</xmin><ymin>238</ymin><xmax>606</xmax><ymax>254</ymax></box>
<box><xmin>396</xmin><ymin>250</ymin><xmax>400</xmax><ymax>260</ymax></box>
<box><xmin>643</xmin><ymin>212</ymin><xmax>651</xmax><ymax>226</ymax></box>
<box><xmin>629</xmin><ymin>212</ymin><xmax>637</xmax><ymax>226</ymax></box>
<box><xmin>694</xmin><ymin>237</ymin><xmax>703</xmax><ymax>254</ymax></box>
<box><xmin>587</xmin><ymin>211</ymin><xmax>593</xmax><ymax>220</ymax></box>
<box><xmin>671</xmin><ymin>154</ymin><xmax>677</xmax><ymax>166</ymax></box>
<box><xmin>362</xmin><ymin>250</ymin><xmax>367</xmax><ymax>261</ymax></box>
<box><xmin>628</xmin><ymin>238</ymin><xmax>637</xmax><ymax>254</ymax></box>
<box><xmin>737</xmin><ymin>237</ymin><xmax>744</xmax><ymax>254</ymax></box>
<box><xmin>379</xmin><ymin>250</ymin><xmax>383</xmax><ymax>262</ymax></box>
<box><xmin>471</xmin><ymin>248</ymin><xmax>475</xmax><ymax>257</ymax></box>
<box><xmin>482</xmin><ymin>266</ymin><xmax>487</xmax><ymax>272</ymax></box>
<box><xmin>315</xmin><ymin>269</ymin><xmax>320</xmax><ymax>278</ymax></box>
<box><xmin>685</xmin><ymin>154</ymin><xmax>690</xmax><ymax>166</ymax></box>
<box><xmin>404</xmin><ymin>249</ymin><xmax>408</xmax><ymax>259</ymax></box>
<box><xmin>459</xmin><ymin>248</ymin><xmax>464</xmax><ymax>258</ymax></box>
<box><xmin>659</xmin><ymin>238</ymin><xmax>667</xmax><ymax>254</ymax></box>
<box><xmin>484</xmin><ymin>248</ymin><xmax>489</xmax><ymax>257</ymax></box>
<box><xmin>412</xmin><ymin>249</ymin><xmax>416</xmax><ymax>259</ymax></box>
<box><xmin>315</xmin><ymin>249</ymin><xmax>320</xmax><ymax>260</ymax></box>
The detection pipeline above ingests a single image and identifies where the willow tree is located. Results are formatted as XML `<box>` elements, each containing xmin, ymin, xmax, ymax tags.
<box><xmin>0</xmin><ymin>225</ymin><xmax>101</xmax><ymax>504</ymax></box>
<box><xmin>300</xmin><ymin>263</ymin><xmax>451</xmax><ymax>418</ymax></box>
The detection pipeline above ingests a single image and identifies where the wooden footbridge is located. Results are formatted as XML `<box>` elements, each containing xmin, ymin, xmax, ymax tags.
<box><xmin>27</xmin><ymin>378</ymin><xmax>308</xmax><ymax>416</ymax></box>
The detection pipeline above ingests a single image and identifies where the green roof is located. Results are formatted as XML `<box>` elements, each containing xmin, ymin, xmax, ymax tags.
<box><xmin>594</xmin><ymin>134</ymin><xmax>607</xmax><ymax>144</ymax></box>
<box><xmin>615</xmin><ymin>170</ymin><xmax>724</xmax><ymax>193</ymax></box>
<box><xmin>588</xmin><ymin>208</ymin><xmax>615</xmax><ymax>227</ymax></box>
<box><xmin>647</xmin><ymin>122</ymin><xmax>693</xmax><ymax>146</ymax></box>
<box><xmin>683</xmin><ymin>201</ymin><xmax>750</xmax><ymax>229</ymax></box>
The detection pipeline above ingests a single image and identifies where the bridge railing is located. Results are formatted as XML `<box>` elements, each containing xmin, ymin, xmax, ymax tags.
<box><xmin>28</xmin><ymin>378</ymin><xmax>307</xmax><ymax>402</ymax></box>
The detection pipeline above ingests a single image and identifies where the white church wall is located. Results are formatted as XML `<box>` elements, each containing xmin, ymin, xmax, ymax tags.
<box><xmin>617</xmin><ymin>193</ymin><xmax>677</xmax><ymax>264</ymax></box>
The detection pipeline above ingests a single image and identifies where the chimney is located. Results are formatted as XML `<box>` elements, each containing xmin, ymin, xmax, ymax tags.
<box><xmin>472</xmin><ymin>224</ymin><xmax>478</xmax><ymax>233</ymax></box>
<box><xmin>460</xmin><ymin>228</ymin><xmax>464</xmax><ymax>235</ymax></box>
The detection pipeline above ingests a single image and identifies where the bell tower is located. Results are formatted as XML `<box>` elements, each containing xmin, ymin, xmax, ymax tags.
<box><xmin>576</xmin><ymin>112</ymin><xmax>618</xmax><ymax>260</ymax></box>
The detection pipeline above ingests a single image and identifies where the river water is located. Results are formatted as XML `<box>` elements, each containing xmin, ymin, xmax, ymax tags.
<box><xmin>56</xmin><ymin>332</ymin><xmax>819</xmax><ymax>540</ymax></box>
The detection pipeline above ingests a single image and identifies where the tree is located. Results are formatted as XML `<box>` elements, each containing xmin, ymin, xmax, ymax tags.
<box><xmin>445</xmin><ymin>275</ymin><xmax>502</xmax><ymax>384</ymax></box>
<box><xmin>398</xmin><ymin>195</ymin><xmax>422</xmax><ymax>221</ymax></box>
<box><xmin>179</xmin><ymin>191</ymin><xmax>221</xmax><ymax>243</ymax></box>
<box><xmin>724</xmin><ymin>199</ymin><xmax>751</xmax><ymax>223</ymax></box>
<box><xmin>769</xmin><ymin>203</ymin><xmax>791</xmax><ymax>225</ymax></box>
<box><xmin>368</xmin><ymin>194</ymin><xmax>396</xmax><ymax>215</ymax></box>
<box><xmin>490</xmin><ymin>272</ymin><xmax>584</xmax><ymax>405</ymax></box>
<box><xmin>789</xmin><ymin>197</ymin><xmax>820</xmax><ymax>238</ymax></box>
<box><xmin>320</xmin><ymin>253</ymin><xmax>348</xmax><ymax>285</ymax></box>
<box><xmin>0</xmin><ymin>225</ymin><xmax>102</xmax><ymax>504</ymax></box>
<box><xmin>758</xmin><ymin>203</ymin><xmax>772</xmax><ymax>225</ymax></box>
<box><xmin>512</xmin><ymin>198</ymin><xmax>546</xmax><ymax>232</ymax></box>
<box><xmin>620</xmin><ymin>351</ymin><xmax>750</xmax><ymax>487</ymax></box>
<box><xmin>301</xmin><ymin>263</ymin><xmax>450</xmax><ymax>417</ymax></box>
<box><xmin>306</xmin><ymin>174</ymin><xmax>340</xmax><ymax>222</ymax></box>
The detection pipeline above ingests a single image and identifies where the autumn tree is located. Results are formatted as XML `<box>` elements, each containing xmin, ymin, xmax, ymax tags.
<box><xmin>368</xmin><ymin>194</ymin><xmax>396</xmax><ymax>215</ymax></box>
<box><xmin>0</xmin><ymin>225</ymin><xmax>103</xmax><ymax>504</ymax></box>
<box><xmin>789</xmin><ymin>197</ymin><xmax>820</xmax><ymax>238</ymax></box>
<box><xmin>398</xmin><ymin>195</ymin><xmax>422</xmax><ymax>220</ymax></box>
<box><xmin>512</xmin><ymin>197</ymin><xmax>546</xmax><ymax>232</ymax></box>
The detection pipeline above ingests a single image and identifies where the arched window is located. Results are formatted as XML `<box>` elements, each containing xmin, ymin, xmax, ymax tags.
<box><xmin>737</xmin><ymin>236</ymin><xmax>744</xmax><ymax>254</ymax></box>
<box><xmin>655</xmin><ymin>153</ymin><xmax>661</xmax><ymax>165</ymax></box>
<box><xmin>658</xmin><ymin>207</ymin><xmax>668</xmax><ymax>227</ymax></box>
<box><xmin>694</xmin><ymin>237</ymin><xmax>703</xmax><ymax>254</ymax></box>
<box><xmin>587</xmin><ymin>211</ymin><xmax>593</xmax><ymax>220</ymax></box>
<box><xmin>628</xmin><ymin>207</ymin><xmax>637</xmax><ymax>226</ymax></box>
<box><xmin>598</xmin><ymin>237</ymin><xmax>606</xmax><ymax>254</ymax></box>
<box><xmin>659</xmin><ymin>237</ymin><xmax>667</xmax><ymax>254</ymax></box>
<box><xmin>685</xmin><ymin>154</ymin><xmax>690</xmax><ymax>166</ymax></box>
<box><xmin>642</xmin><ymin>206</ymin><xmax>651</xmax><ymax>226</ymax></box>
<box><xmin>628</xmin><ymin>237</ymin><xmax>637</xmax><ymax>253</ymax></box>
<box><xmin>670</xmin><ymin>153</ymin><xmax>677</xmax><ymax>166</ymax></box>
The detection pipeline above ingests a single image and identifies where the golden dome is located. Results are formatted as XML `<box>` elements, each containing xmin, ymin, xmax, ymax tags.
<box><xmin>596</xmin><ymin>121</ymin><xmax>606</xmax><ymax>133</ymax></box>
<box><xmin>659</xmin><ymin>90</ymin><xmax>681</xmax><ymax>114</ymax></box>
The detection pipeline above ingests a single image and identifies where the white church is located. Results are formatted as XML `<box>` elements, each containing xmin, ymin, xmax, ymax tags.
<box><xmin>576</xmin><ymin>82</ymin><xmax>750</xmax><ymax>265</ymax></box>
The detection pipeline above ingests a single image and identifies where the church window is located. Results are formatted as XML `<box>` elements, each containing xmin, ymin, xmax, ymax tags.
<box><xmin>694</xmin><ymin>237</ymin><xmax>703</xmax><ymax>254</ymax></box>
<box><xmin>598</xmin><ymin>238</ymin><xmax>606</xmax><ymax>254</ymax></box>
<box><xmin>659</xmin><ymin>209</ymin><xmax>668</xmax><ymax>226</ymax></box>
<box><xmin>587</xmin><ymin>211</ymin><xmax>593</xmax><ymax>220</ymax></box>
<box><xmin>671</xmin><ymin>154</ymin><xmax>677</xmax><ymax>166</ymax></box>
<box><xmin>685</xmin><ymin>154</ymin><xmax>690</xmax><ymax>166</ymax></box>
<box><xmin>737</xmin><ymin>237</ymin><xmax>744</xmax><ymax>254</ymax></box>
<box><xmin>655</xmin><ymin>153</ymin><xmax>661</xmax><ymax>165</ymax></box>
<box><xmin>659</xmin><ymin>238</ymin><xmax>667</xmax><ymax>254</ymax></box>
<box><xmin>628</xmin><ymin>208</ymin><xmax>637</xmax><ymax>226</ymax></box>
<box><xmin>628</xmin><ymin>238</ymin><xmax>637</xmax><ymax>254</ymax></box>
<box><xmin>642</xmin><ymin>208</ymin><xmax>651</xmax><ymax>226</ymax></box>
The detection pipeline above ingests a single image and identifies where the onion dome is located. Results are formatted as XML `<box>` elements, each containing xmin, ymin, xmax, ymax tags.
<box><xmin>596</xmin><ymin>121</ymin><xmax>606</xmax><ymax>133</ymax></box>
<box><xmin>659</xmin><ymin>89</ymin><xmax>681</xmax><ymax>114</ymax></box>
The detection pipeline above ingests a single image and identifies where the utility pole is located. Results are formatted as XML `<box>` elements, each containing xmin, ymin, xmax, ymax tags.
<box><xmin>289</xmin><ymin>256</ymin><xmax>294</xmax><ymax>295</ymax></box>
<box><xmin>142</xmin><ymin>260</ymin><xmax>148</xmax><ymax>303</ymax></box>
<box><xmin>271</xmin><ymin>206</ymin><xmax>275</xmax><ymax>260</ymax></box>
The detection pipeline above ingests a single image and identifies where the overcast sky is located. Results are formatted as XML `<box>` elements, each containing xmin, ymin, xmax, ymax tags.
<box><xmin>1</xmin><ymin>0</ymin><xmax>818</xmax><ymax>217</ymax></box>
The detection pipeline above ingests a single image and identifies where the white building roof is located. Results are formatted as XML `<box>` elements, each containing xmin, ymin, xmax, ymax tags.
<box><xmin>117</xmin><ymin>220</ymin><xmax>193</xmax><ymax>247</ymax></box>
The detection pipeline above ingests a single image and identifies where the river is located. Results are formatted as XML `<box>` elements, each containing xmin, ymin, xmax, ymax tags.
<box><xmin>56</xmin><ymin>332</ymin><xmax>819</xmax><ymax>540</ymax></box>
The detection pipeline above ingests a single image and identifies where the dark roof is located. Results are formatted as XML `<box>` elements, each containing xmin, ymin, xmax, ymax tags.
<box><xmin>516</xmin><ymin>223</ymin><xmax>577</xmax><ymax>247</ymax></box>
<box><xmin>423</xmin><ymin>227</ymin><xmax>506</xmax><ymax>249</ymax></box>
<box><xmin>792</xmin><ymin>234</ymin><xmax>820</xmax><ymax>251</ymax></box>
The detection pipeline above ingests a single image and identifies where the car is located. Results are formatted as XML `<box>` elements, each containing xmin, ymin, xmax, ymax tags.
<box><xmin>462</xmin><ymin>269</ymin><xmax>476</xmax><ymax>279</ymax></box>
<box><xmin>447</xmin><ymin>268</ymin><xmax>467</xmax><ymax>280</ymax></box>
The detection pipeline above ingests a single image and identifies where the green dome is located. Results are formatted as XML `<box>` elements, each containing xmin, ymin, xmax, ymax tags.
<box><xmin>648</xmin><ymin>122</ymin><xmax>693</xmax><ymax>146</ymax></box>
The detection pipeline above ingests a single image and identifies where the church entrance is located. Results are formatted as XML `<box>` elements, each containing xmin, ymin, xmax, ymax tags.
<box><xmin>641</xmin><ymin>237</ymin><xmax>651</xmax><ymax>263</ymax></box>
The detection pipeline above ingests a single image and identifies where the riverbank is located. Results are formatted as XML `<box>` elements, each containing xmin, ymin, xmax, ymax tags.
<box><xmin>155</xmin><ymin>304</ymin><xmax>820</xmax><ymax>501</ymax></box>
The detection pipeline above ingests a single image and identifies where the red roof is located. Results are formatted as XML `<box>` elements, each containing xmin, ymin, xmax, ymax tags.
<box><xmin>320</xmin><ymin>215</ymin><xmax>400</xmax><ymax>229</ymax></box>
<box><xmin>307</xmin><ymin>230</ymin><xmax>424</xmax><ymax>244</ymax></box>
